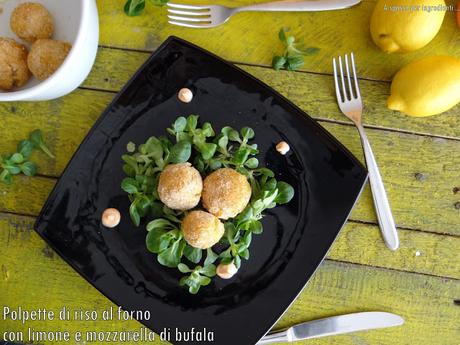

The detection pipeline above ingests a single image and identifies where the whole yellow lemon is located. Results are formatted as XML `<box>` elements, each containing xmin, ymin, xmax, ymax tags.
<box><xmin>387</xmin><ymin>55</ymin><xmax>460</xmax><ymax>117</ymax></box>
<box><xmin>370</xmin><ymin>0</ymin><xmax>446</xmax><ymax>53</ymax></box>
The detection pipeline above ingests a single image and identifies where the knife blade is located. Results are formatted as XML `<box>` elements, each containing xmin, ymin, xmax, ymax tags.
<box><xmin>258</xmin><ymin>312</ymin><xmax>404</xmax><ymax>344</ymax></box>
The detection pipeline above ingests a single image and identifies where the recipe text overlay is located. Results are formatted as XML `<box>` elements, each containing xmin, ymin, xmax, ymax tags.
<box><xmin>2</xmin><ymin>305</ymin><xmax>215</xmax><ymax>343</ymax></box>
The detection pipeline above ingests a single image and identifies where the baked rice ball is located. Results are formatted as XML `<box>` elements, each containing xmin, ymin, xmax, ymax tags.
<box><xmin>0</xmin><ymin>38</ymin><xmax>30</xmax><ymax>90</ymax></box>
<box><xmin>10</xmin><ymin>2</ymin><xmax>54</xmax><ymax>43</ymax></box>
<box><xmin>27</xmin><ymin>39</ymin><xmax>71</xmax><ymax>80</ymax></box>
<box><xmin>157</xmin><ymin>163</ymin><xmax>203</xmax><ymax>211</ymax></box>
<box><xmin>202</xmin><ymin>168</ymin><xmax>252</xmax><ymax>220</ymax></box>
<box><xmin>182</xmin><ymin>210</ymin><xmax>224</xmax><ymax>249</ymax></box>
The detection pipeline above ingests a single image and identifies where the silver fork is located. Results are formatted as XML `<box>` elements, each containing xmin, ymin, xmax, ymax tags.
<box><xmin>332</xmin><ymin>53</ymin><xmax>399</xmax><ymax>251</ymax></box>
<box><xmin>167</xmin><ymin>0</ymin><xmax>362</xmax><ymax>28</ymax></box>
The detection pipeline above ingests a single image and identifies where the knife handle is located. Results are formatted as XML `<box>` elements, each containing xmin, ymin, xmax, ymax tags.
<box><xmin>257</xmin><ymin>329</ymin><xmax>291</xmax><ymax>344</ymax></box>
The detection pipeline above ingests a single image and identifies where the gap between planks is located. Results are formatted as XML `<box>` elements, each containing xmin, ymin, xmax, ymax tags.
<box><xmin>79</xmin><ymin>84</ymin><xmax>460</xmax><ymax>143</ymax></box>
<box><xmin>97</xmin><ymin>44</ymin><xmax>391</xmax><ymax>84</ymax></box>
<box><xmin>24</xmin><ymin>173</ymin><xmax>460</xmax><ymax>239</ymax></box>
<box><xmin>326</xmin><ymin>258</ymin><xmax>460</xmax><ymax>282</ymax></box>
<box><xmin>1</xmin><ymin>207</ymin><xmax>458</xmax><ymax>282</ymax></box>
<box><xmin>86</xmin><ymin>45</ymin><xmax>460</xmax><ymax>142</ymax></box>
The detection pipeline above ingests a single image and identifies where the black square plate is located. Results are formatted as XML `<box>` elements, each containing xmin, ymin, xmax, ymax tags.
<box><xmin>35</xmin><ymin>37</ymin><xmax>367</xmax><ymax>345</ymax></box>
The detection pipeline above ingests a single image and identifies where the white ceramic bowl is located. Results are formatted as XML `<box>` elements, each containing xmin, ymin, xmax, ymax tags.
<box><xmin>0</xmin><ymin>0</ymin><xmax>99</xmax><ymax>101</ymax></box>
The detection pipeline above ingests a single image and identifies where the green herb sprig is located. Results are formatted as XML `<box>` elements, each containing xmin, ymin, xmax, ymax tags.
<box><xmin>272</xmin><ymin>28</ymin><xmax>320</xmax><ymax>71</ymax></box>
<box><xmin>121</xmin><ymin>115</ymin><xmax>294</xmax><ymax>294</ymax></box>
<box><xmin>0</xmin><ymin>129</ymin><xmax>54</xmax><ymax>185</ymax></box>
<box><xmin>220</xmin><ymin>174</ymin><xmax>294</xmax><ymax>268</ymax></box>
<box><xmin>124</xmin><ymin>0</ymin><xmax>168</xmax><ymax>16</ymax></box>
<box><xmin>120</xmin><ymin>132</ymin><xmax>193</xmax><ymax>226</ymax></box>
<box><xmin>178</xmin><ymin>263</ymin><xmax>216</xmax><ymax>294</ymax></box>
<box><xmin>167</xmin><ymin>116</ymin><xmax>259</xmax><ymax>177</ymax></box>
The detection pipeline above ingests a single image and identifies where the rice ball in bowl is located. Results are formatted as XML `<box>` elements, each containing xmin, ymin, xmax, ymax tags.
<box><xmin>202</xmin><ymin>168</ymin><xmax>252</xmax><ymax>220</ymax></box>
<box><xmin>10</xmin><ymin>2</ymin><xmax>54</xmax><ymax>43</ymax></box>
<box><xmin>0</xmin><ymin>0</ymin><xmax>99</xmax><ymax>101</ymax></box>
<box><xmin>0</xmin><ymin>38</ymin><xmax>30</xmax><ymax>90</ymax></box>
<box><xmin>157</xmin><ymin>163</ymin><xmax>203</xmax><ymax>211</ymax></box>
<box><xmin>28</xmin><ymin>39</ymin><xmax>72</xmax><ymax>81</ymax></box>
<box><xmin>182</xmin><ymin>211</ymin><xmax>224</xmax><ymax>249</ymax></box>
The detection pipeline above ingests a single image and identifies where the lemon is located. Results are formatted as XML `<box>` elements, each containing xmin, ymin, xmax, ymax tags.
<box><xmin>387</xmin><ymin>55</ymin><xmax>460</xmax><ymax>117</ymax></box>
<box><xmin>370</xmin><ymin>0</ymin><xmax>446</xmax><ymax>53</ymax></box>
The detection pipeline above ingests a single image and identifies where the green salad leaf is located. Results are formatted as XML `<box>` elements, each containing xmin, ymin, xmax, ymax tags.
<box><xmin>272</xmin><ymin>28</ymin><xmax>320</xmax><ymax>71</ymax></box>
<box><xmin>0</xmin><ymin>129</ymin><xmax>54</xmax><ymax>185</ymax></box>
<box><xmin>29</xmin><ymin>129</ymin><xmax>55</xmax><ymax>158</ymax></box>
<box><xmin>184</xmin><ymin>245</ymin><xmax>203</xmax><ymax>264</ymax></box>
<box><xmin>124</xmin><ymin>0</ymin><xmax>145</xmax><ymax>16</ymax></box>
<box><xmin>168</xmin><ymin>140</ymin><xmax>192</xmax><ymax>163</ymax></box>
<box><xmin>179</xmin><ymin>263</ymin><xmax>217</xmax><ymax>294</ymax></box>
<box><xmin>146</xmin><ymin>219</ymin><xmax>185</xmax><ymax>267</ymax></box>
<box><xmin>124</xmin><ymin>0</ymin><xmax>168</xmax><ymax>16</ymax></box>
<box><xmin>121</xmin><ymin>115</ymin><xmax>295</xmax><ymax>294</ymax></box>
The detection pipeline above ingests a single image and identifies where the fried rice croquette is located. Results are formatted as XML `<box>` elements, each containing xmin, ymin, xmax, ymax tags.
<box><xmin>182</xmin><ymin>210</ymin><xmax>225</xmax><ymax>249</ymax></box>
<box><xmin>202</xmin><ymin>168</ymin><xmax>252</xmax><ymax>220</ymax></box>
<box><xmin>27</xmin><ymin>39</ymin><xmax>71</xmax><ymax>80</ymax></box>
<box><xmin>157</xmin><ymin>163</ymin><xmax>203</xmax><ymax>211</ymax></box>
<box><xmin>10</xmin><ymin>2</ymin><xmax>54</xmax><ymax>43</ymax></box>
<box><xmin>0</xmin><ymin>38</ymin><xmax>30</xmax><ymax>90</ymax></box>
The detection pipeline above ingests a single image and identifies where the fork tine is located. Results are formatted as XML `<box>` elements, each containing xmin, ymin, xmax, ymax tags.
<box><xmin>332</xmin><ymin>58</ymin><xmax>343</xmax><ymax>104</ymax></box>
<box><xmin>167</xmin><ymin>8</ymin><xmax>210</xmax><ymax>16</ymax></box>
<box><xmin>167</xmin><ymin>3</ymin><xmax>209</xmax><ymax>10</ymax></box>
<box><xmin>344</xmin><ymin>54</ymin><xmax>355</xmax><ymax>99</ymax></box>
<box><xmin>168</xmin><ymin>20</ymin><xmax>212</xmax><ymax>28</ymax></box>
<box><xmin>350</xmin><ymin>53</ymin><xmax>361</xmax><ymax>99</ymax></box>
<box><xmin>338</xmin><ymin>56</ymin><xmax>348</xmax><ymax>101</ymax></box>
<box><xmin>168</xmin><ymin>15</ymin><xmax>211</xmax><ymax>23</ymax></box>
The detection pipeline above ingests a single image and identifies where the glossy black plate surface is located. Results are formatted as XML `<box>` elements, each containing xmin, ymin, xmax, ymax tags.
<box><xmin>35</xmin><ymin>37</ymin><xmax>367</xmax><ymax>345</ymax></box>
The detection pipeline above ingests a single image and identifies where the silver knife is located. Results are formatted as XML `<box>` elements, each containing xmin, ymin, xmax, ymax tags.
<box><xmin>258</xmin><ymin>312</ymin><xmax>404</xmax><ymax>344</ymax></box>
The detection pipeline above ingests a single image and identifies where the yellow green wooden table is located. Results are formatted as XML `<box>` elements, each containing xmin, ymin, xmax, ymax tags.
<box><xmin>1</xmin><ymin>0</ymin><xmax>460</xmax><ymax>344</ymax></box>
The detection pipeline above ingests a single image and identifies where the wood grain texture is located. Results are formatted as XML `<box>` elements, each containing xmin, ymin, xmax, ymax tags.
<box><xmin>1</xmin><ymin>213</ymin><xmax>459</xmax><ymax>345</ymax></box>
<box><xmin>1</xmin><ymin>98</ymin><xmax>459</xmax><ymax>236</ymax></box>
<box><xmin>0</xmin><ymin>207</ymin><xmax>458</xmax><ymax>281</ymax></box>
<box><xmin>0</xmin><ymin>89</ymin><xmax>114</xmax><ymax>176</ymax></box>
<box><xmin>0</xmin><ymin>176</ymin><xmax>55</xmax><ymax>217</ymax></box>
<box><xmin>329</xmin><ymin>221</ymin><xmax>460</xmax><ymax>279</ymax></box>
<box><xmin>83</xmin><ymin>47</ymin><xmax>460</xmax><ymax>139</ymax></box>
<box><xmin>1</xmin><ymin>2</ymin><xmax>459</xmax><ymax>343</ymax></box>
<box><xmin>96</xmin><ymin>0</ymin><xmax>460</xmax><ymax>82</ymax></box>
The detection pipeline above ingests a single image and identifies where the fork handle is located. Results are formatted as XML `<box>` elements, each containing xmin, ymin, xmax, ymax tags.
<box><xmin>236</xmin><ymin>0</ymin><xmax>361</xmax><ymax>12</ymax></box>
<box><xmin>357</xmin><ymin>125</ymin><xmax>400</xmax><ymax>251</ymax></box>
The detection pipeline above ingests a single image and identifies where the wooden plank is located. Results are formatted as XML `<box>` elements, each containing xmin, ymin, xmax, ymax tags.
<box><xmin>96</xmin><ymin>0</ymin><xmax>460</xmax><ymax>82</ymax></box>
<box><xmin>0</xmin><ymin>90</ymin><xmax>113</xmax><ymax>175</ymax></box>
<box><xmin>1</xmin><ymin>214</ymin><xmax>459</xmax><ymax>344</ymax></box>
<box><xmin>83</xmin><ymin>47</ymin><xmax>460</xmax><ymax>139</ymax></box>
<box><xmin>0</xmin><ymin>176</ymin><xmax>55</xmax><ymax>217</ymax></box>
<box><xmin>1</xmin><ymin>208</ymin><xmax>459</xmax><ymax>280</ymax></box>
<box><xmin>0</xmin><ymin>214</ymin><xmax>149</xmax><ymax>343</ymax></box>
<box><xmin>277</xmin><ymin>261</ymin><xmax>460</xmax><ymax>345</ymax></box>
<box><xmin>1</xmin><ymin>97</ymin><xmax>459</xmax><ymax>235</ymax></box>
<box><xmin>329</xmin><ymin>222</ymin><xmax>460</xmax><ymax>279</ymax></box>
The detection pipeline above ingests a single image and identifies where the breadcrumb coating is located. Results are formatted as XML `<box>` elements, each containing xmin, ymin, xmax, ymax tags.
<box><xmin>182</xmin><ymin>210</ymin><xmax>224</xmax><ymax>249</ymax></box>
<box><xmin>10</xmin><ymin>2</ymin><xmax>54</xmax><ymax>43</ymax></box>
<box><xmin>202</xmin><ymin>168</ymin><xmax>251</xmax><ymax>220</ymax></box>
<box><xmin>158</xmin><ymin>163</ymin><xmax>203</xmax><ymax>211</ymax></box>
<box><xmin>0</xmin><ymin>38</ymin><xmax>30</xmax><ymax>90</ymax></box>
<box><xmin>27</xmin><ymin>39</ymin><xmax>71</xmax><ymax>80</ymax></box>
